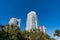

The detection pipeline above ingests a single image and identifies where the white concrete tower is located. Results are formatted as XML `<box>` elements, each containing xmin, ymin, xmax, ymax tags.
<box><xmin>8</xmin><ymin>18</ymin><xmax>21</xmax><ymax>27</ymax></box>
<box><xmin>26</xmin><ymin>11</ymin><xmax>38</xmax><ymax>32</ymax></box>
<box><xmin>39</xmin><ymin>26</ymin><xmax>46</xmax><ymax>33</ymax></box>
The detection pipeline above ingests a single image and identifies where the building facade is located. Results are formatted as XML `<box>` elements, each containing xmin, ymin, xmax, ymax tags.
<box><xmin>39</xmin><ymin>26</ymin><xmax>46</xmax><ymax>33</ymax></box>
<box><xmin>26</xmin><ymin>11</ymin><xmax>46</xmax><ymax>33</ymax></box>
<box><xmin>8</xmin><ymin>18</ymin><xmax>21</xmax><ymax>27</ymax></box>
<box><xmin>26</xmin><ymin>11</ymin><xmax>38</xmax><ymax>32</ymax></box>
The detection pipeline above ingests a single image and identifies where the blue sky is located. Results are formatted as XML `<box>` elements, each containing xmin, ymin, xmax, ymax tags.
<box><xmin>0</xmin><ymin>0</ymin><xmax>60</xmax><ymax>37</ymax></box>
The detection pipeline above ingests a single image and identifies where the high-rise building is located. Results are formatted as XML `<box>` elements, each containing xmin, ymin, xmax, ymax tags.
<box><xmin>39</xmin><ymin>26</ymin><xmax>46</xmax><ymax>33</ymax></box>
<box><xmin>4</xmin><ymin>18</ymin><xmax>21</xmax><ymax>31</ymax></box>
<box><xmin>8</xmin><ymin>18</ymin><xmax>21</xmax><ymax>27</ymax></box>
<box><xmin>26</xmin><ymin>11</ymin><xmax>46</xmax><ymax>33</ymax></box>
<box><xmin>26</xmin><ymin>11</ymin><xmax>38</xmax><ymax>32</ymax></box>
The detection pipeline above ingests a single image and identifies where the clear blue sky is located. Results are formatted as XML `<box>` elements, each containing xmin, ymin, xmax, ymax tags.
<box><xmin>0</xmin><ymin>0</ymin><xmax>60</xmax><ymax>37</ymax></box>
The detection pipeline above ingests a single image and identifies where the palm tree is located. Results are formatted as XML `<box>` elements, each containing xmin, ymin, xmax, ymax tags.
<box><xmin>54</xmin><ymin>29</ymin><xmax>60</xmax><ymax>37</ymax></box>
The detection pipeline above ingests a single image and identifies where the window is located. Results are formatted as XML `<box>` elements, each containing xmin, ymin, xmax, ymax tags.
<box><xmin>32</xmin><ymin>16</ymin><xmax>36</xmax><ymax>29</ymax></box>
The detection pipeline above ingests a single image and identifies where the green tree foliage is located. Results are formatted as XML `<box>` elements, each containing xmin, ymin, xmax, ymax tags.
<box><xmin>0</xmin><ymin>24</ymin><xmax>55</xmax><ymax>40</ymax></box>
<box><xmin>51</xmin><ymin>38</ymin><xmax>55</xmax><ymax>40</ymax></box>
<box><xmin>54</xmin><ymin>29</ymin><xmax>60</xmax><ymax>37</ymax></box>
<box><xmin>0</xmin><ymin>24</ymin><xmax>25</xmax><ymax>40</ymax></box>
<box><xmin>22</xmin><ymin>29</ymin><xmax>54</xmax><ymax>40</ymax></box>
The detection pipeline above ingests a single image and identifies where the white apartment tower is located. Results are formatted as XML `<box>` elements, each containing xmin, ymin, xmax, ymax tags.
<box><xmin>8</xmin><ymin>18</ymin><xmax>21</xmax><ymax>27</ymax></box>
<box><xmin>26</xmin><ymin>11</ymin><xmax>38</xmax><ymax>32</ymax></box>
<box><xmin>39</xmin><ymin>26</ymin><xmax>46</xmax><ymax>33</ymax></box>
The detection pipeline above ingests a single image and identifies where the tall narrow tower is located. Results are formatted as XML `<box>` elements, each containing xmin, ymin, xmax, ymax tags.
<box><xmin>26</xmin><ymin>11</ymin><xmax>38</xmax><ymax>32</ymax></box>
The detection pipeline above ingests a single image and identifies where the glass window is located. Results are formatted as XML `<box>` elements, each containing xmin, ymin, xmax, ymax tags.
<box><xmin>32</xmin><ymin>16</ymin><xmax>36</xmax><ymax>29</ymax></box>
